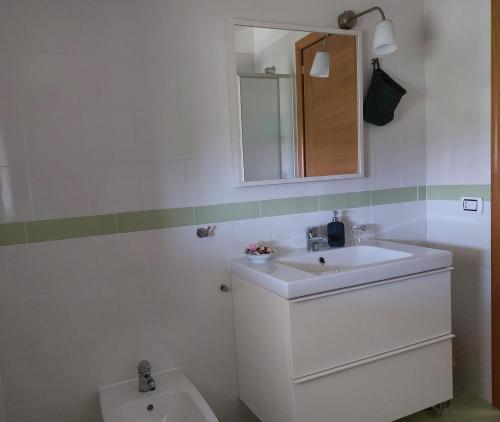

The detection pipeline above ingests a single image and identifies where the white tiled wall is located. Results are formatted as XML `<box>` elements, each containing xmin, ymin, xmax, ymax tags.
<box><xmin>0</xmin><ymin>0</ymin><xmax>429</xmax><ymax>421</ymax></box>
<box><xmin>424</xmin><ymin>0</ymin><xmax>492</xmax><ymax>402</ymax></box>
<box><xmin>0</xmin><ymin>202</ymin><xmax>424</xmax><ymax>421</ymax></box>
<box><xmin>0</xmin><ymin>0</ymin><xmax>427</xmax><ymax>223</ymax></box>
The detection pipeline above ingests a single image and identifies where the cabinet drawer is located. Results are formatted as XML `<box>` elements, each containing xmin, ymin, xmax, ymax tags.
<box><xmin>288</xmin><ymin>270</ymin><xmax>451</xmax><ymax>378</ymax></box>
<box><xmin>292</xmin><ymin>336</ymin><xmax>453</xmax><ymax>422</ymax></box>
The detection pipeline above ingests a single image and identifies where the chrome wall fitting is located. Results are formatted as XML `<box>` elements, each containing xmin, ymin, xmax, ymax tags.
<box><xmin>196</xmin><ymin>226</ymin><xmax>215</xmax><ymax>238</ymax></box>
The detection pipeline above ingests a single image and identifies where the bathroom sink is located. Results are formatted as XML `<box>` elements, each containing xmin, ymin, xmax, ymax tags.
<box><xmin>100</xmin><ymin>369</ymin><xmax>218</xmax><ymax>422</ymax></box>
<box><xmin>277</xmin><ymin>245</ymin><xmax>412</xmax><ymax>274</ymax></box>
<box><xmin>230</xmin><ymin>240</ymin><xmax>452</xmax><ymax>299</ymax></box>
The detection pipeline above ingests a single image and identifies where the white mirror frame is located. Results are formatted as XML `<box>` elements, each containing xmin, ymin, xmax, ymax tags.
<box><xmin>226</xmin><ymin>18</ymin><xmax>364</xmax><ymax>187</ymax></box>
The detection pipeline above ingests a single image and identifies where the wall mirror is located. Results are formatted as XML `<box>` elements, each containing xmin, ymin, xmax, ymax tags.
<box><xmin>228</xmin><ymin>20</ymin><xmax>364</xmax><ymax>186</ymax></box>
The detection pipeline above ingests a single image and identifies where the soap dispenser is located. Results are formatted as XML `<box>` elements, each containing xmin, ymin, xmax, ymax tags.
<box><xmin>327</xmin><ymin>210</ymin><xmax>345</xmax><ymax>247</ymax></box>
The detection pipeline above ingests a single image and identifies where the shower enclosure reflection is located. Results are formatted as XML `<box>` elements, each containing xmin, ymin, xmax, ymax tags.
<box><xmin>230</xmin><ymin>22</ymin><xmax>363</xmax><ymax>185</ymax></box>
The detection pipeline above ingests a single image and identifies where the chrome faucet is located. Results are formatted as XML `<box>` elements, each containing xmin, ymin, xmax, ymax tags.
<box><xmin>138</xmin><ymin>360</ymin><xmax>156</xmax><ymax>392</ymax></box>
<box><xmin>306</xmin><ymin>226</ymin><xmax>328</xmax><ymax>252</ymax></box>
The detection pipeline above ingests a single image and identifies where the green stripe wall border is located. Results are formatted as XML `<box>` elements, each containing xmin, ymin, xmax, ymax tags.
<box><xmin>0</xmin><ymin>185</ymin><xmax>491</xmax><ymax>246</ymax></box>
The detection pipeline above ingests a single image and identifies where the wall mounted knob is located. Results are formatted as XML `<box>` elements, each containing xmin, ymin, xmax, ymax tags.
<box><xmin>197</xmin><ymin>226</ymin><xmax>215</xmax><ymax>238</ymax></box>
<box><xmin>220</xmin><ymin>284</ymin><xmax>230</xmax><ymax>292</ymax></box>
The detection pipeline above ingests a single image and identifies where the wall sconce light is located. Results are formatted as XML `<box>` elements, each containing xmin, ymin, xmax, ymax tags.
<box><xmin>338</xmin><ymin>7</ymin><xmax>397</xmax><ymax>56</ymax></box>
<box><xmin>310</xmin><ymin>6</ymin><xmax>397</xmax><ymax>79</ymax></box>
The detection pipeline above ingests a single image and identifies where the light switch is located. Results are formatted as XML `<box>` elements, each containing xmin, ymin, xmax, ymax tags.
<box><xmin>461</xmin><ymin>197</ymin><xmax>483</xmax><ymax>214</ymax></box>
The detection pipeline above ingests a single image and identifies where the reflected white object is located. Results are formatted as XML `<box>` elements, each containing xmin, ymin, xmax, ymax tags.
<box><xmin>373</xmin><ymin>20</ymin><xmax>397</xmax><ymax>55</ymax></box>
<box><xmin>310</xmin><ymin>51</ymin><xmax>330</xmax><ymax>78</ymax></box>
<box><xmin>230</xmin><ymin>240</ymin><xmax>452</xmax><ymax>299</ymax></box>
<box><xmin>100</xmin><ymin>369</ymin><xmax>219</xmax><ymax>422</ymax></box>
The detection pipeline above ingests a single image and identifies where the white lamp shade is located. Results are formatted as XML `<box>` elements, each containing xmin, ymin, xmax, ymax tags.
<box><xmin>310</xmin><ymin>51</ymin><xmax>330</xmax><ymax>78</ymax></box>
<box><xmin>373</xmin><ymin>19</ymin><xmax>397</xmax><ymax>56</ymax></box>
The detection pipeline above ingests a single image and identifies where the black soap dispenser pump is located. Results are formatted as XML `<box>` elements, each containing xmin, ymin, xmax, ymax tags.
<box><xmin>327</xmin><ymin>210</ymin><xmax>345</xmax><ymax>248</ymax></box>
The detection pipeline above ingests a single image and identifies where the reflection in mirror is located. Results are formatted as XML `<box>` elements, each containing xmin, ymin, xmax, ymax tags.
<box><xmin>232</xmin><ymin>24</ymin><xmax>362</xmax><ymax>184</ymax></box>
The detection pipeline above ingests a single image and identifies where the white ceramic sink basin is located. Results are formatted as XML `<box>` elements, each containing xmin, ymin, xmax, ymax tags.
<box><xmin>230</xmin><ymin>240</ymin><xmax>452</xmax><ymax>299</ymax></box>
<box><xmin>278</xmin><ymin>245</ymin><xmax>412</xmax><ymax>274</ymax></box>
<box><xmin>100</xmin><ymin>369</ymin><xmax>219</xmax><ymax>422</ymax></box>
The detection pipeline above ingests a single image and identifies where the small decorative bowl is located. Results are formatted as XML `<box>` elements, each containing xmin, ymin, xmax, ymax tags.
<box><xmin>244</xmin><ymin>244</ymin><xmax>275</xmax><ymax>264</ymax></box>
<box><xmin>247</xmin><ymin>253</ymin><xmax>274</xmax><ymax>264</ymax></box>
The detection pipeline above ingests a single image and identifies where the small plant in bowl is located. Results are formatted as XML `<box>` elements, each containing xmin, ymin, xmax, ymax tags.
<box><xmin>244</xmin><ymin>243</ymin><xmax>275</xmax><ymax>264</ymax></box>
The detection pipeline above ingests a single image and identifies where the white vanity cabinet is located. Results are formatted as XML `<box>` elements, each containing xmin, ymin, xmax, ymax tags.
<box><xmin>231</xmin><ymin>268</ymin><xmax>454</xmax><ymax>422</ymax></box>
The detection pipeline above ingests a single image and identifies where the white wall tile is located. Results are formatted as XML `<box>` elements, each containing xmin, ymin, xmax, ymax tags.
<box><xmin>425</xmin><ymin>0</ymin><xmax>491</xmax><ymax>186</ymax></box>
<box><xmin>0</xmin><ymin>347</ymin><xmax>51</xmax><ymax>409</ymax></box>
<box><xmin>133</xmin><ymin>105</ymin><xmax>184</xmax><ymax>162</ymax></box>
<box><xmin>86</xmin><ymin>163</ymin><xmax>141</xmax><ymax>214</ymax></box>
<box><xmin>23</xmin><ymin>106</ymin><xmax>84</xmax><ymax>164</ymax></box>
<box><xmin>0</xmin><ymin>54</ymin><xmax>26</xmax><ymax>166</ymax></box>
<box><xmin>0</xmin><ymin>298</ymin><xmax>47</xmax><ymax>357</ymax></box>
<box><xmin>78</xmin><ymin>55</ymin><xmax>136</xmax><ymax>110</ymax></box>
<box><xmin>33</xmin><ymin>237</ymin><xmax>99</xmax><ymax>294</ymax></box>
<box><xmin>270</xmin><ymin>213</ymin><xmax>309</xmax><ymax>250</ymax></box>
<box><xmin>0</xmin><ymin>245</ymin><xmax>40</xmax><ymax>303</ymax></box>
<box><xmin>13</xmin><ymin>53</ymin><xmax>82</xmax><ymax>109</ymax></box>
<box><xmin>139</xmin><ymin>161</ymin><xmax>188</xmax><ymax>210</ymax></box>
<box><xmin>98</xmin><ymin>278</ymin><xmax>154</xmax><ymax>335</ymax></box>
<box><xmin>43</xmin><ymin>288</ymin><xmax>102</xmax><ymax>345</ymax></box>
<box><xmin>0</xmin><ymin>166</ymin><xmax>32</xmax><ymax>222</ymax></box>
<box><xmin>100</xmin><ymin>326</ymin><xmax>153</xmax><ymax>386</ymax></box>
<box><xmin>400</xmin><ymin>201</ymin><xmax>427</xmax><ymax>245</ymax></box>
<box><xmin>80</xmin><ymin>109</ymin><xmax>137</xmax><ymax>164</ymax></box>
<box><xmin>372</xmin><ymin>203</ymin><xmax>403</xmax><ymax>241</ymax></box>
<box><xmin>4</xmin><ymin>394</ymin><xmax>60</xmax><ymax>422</ymax></box>
<box><xmin>29</xmin><ymin>163</ymin><xmax>89</xmax><ymax>219</ymax></box>
<box><xmin>46</xmin><ymin>339</ymin><xmax>104</xmax><ymax>398</ymax></box>
<box><xmin>146</xmin><ymin>227</ymin><xmax>198</xmax><ymax>277</ymax></box>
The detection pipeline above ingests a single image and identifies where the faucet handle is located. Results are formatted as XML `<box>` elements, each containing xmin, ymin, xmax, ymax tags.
<box><xmin>138</xmin><ymin>360</ymin><xmax>152</xmax><ymax>374</ymax></box>
<box><xmin>306</xmin><ymin>225</ymin><xmax>322</xmax><ymax>238</ymax></box>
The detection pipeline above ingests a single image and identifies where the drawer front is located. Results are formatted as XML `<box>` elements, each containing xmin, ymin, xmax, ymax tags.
<box><xmin>292</xmin><ymin>337</ymin><xmax>453</xmax><ymax>422</ymax></box>
<box><xmin>288</xmin><ymin>270</ymin><xmax>451</xmax><ymax>378</ymax></box>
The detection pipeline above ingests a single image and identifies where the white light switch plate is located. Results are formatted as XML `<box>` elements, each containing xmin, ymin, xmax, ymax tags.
<box><xmin>461</xmin><ymin>197</ymin><xmax>483</xmax><ymax>214</ymax></box>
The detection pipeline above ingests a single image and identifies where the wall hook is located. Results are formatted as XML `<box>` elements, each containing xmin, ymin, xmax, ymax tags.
<box><xmin>197</xmin><ymin>226</ymin><xmax>216</xmax><ymax>238</ymax></box>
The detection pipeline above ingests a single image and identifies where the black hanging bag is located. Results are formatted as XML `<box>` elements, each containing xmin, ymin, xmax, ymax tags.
<box><xmin>363</xmin><ymin>58</ymin><xmax>407</xmax><ymax>126</ymax></box>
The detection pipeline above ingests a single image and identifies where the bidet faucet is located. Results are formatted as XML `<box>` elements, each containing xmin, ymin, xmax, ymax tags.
<box><xmin>138</xmin><ymin>360</ymin><xmax>156</xmax><ymax>392</ymax></box>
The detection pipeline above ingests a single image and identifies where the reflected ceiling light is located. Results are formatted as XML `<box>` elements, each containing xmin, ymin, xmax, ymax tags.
<box><xmin>338</xmin><ymin>7</ymin><xmax>397</xmax><ymax>56</ymax></box>
<box><xmin>310</xmin><ymin>34</ymin><xmax>330</xmax><ymax>78</ymax></box>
